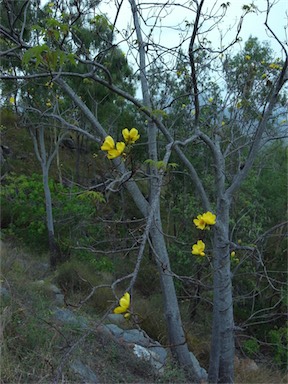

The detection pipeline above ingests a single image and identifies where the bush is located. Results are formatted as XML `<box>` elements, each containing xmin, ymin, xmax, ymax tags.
<box><xmin>243</xmin><ymin>338</ymin><xmax>260</xmax><ymax>357</ymax></box>
<box><xmin>268</xmin><ymin>327</ymin><xmax>288</xmax><ymax>369</ymax></box>
<box><xmin>0</xmin><ymin>173</ymin><xmax>105</xmax><ymax>252</ymax></box>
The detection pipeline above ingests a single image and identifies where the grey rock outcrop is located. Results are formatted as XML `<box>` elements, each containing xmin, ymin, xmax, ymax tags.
<box><xmin>101</xmin><ymin>323</ymin><xmax>167</xmax><ymax>373</ymax></box>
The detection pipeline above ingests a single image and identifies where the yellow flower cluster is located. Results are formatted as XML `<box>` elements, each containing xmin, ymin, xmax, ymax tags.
<box><xmin>122</xmin><ymin>128</ymin><xmax>140</xmax><ymax>144</ymax></box>
<box><xmin>101</xmin><ymin>136</ymin><xmax>125</xmax><ymax>159</ymax></box>
<box><xmin>192</xmin><ymin>240</ymin><xmax>205</xmax><ymax>256</ymax></box>
<box><xmin>269</xmin><ymin>63</ymin><xmax>281</xmax><ymax>70</ymax></box>
<box><xmin>191</xmin><ymin>211</ymin><xmax>216</xmax><ymax>257</ymax></box>
<box><xmin>230</xmin><ymin>251</ymin><xmax>239</xmax><ymax>264</ymax></box>
<box><xmin>101</xmin><ymin>128</ymin><xmax>140</xmax><ymax>159</ymax></box>
<box><xmin>113</xmin><ymin>292</ymin><xmax>130</xmax><ymax>319</ymax></box>
<box><xmin>193</xmin><ymin>211</ymin><xmax>216</xmax><ymax>230</ymax></box>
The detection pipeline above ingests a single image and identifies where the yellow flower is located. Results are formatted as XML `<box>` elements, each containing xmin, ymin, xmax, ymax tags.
<box><xmin>193</xmin><ymin>215</ymin><xmax>207</xmax><ymax>230</ymax></box>
<box><xmin>101</xmin><ymin>136</ymin><xmax>115</xmax><ymax>151</ymax></box>
<box><xmin>230</xmin><ymin>251</ymin><xmax>236</xmax><ymax>257</ymax></box>
<box><xmin>122</xmin><ymin>128</ymin><xmax>140</xmax><ymax>144</ymax></box>
<box><xmin>9</xmin><ymin>96</ymin><xmax>15</xmax><ymax>104</ymax></box>
<box><xmin>208</xmin><ymin>97</ymin><xmax>214</xmax><ymax>103</ymax></box>
<box><xmin>46</xmin><ymin>100</ymin><xmax>52</xmax><ymax>107</ymax></box>
<box><xmin>107</xmin><ymin>142</ymin><xmax>125</xmax><ymax>159</ymax></box>
<box><xmin>269</xmin><ymin>63</ymin><xmax>281</xmax><ymax>70</ymax></box>
<box><xmin>192</xmin><ymin>240</ymin><xmax>205</xmax><ymax>256</ymax></box>
<box><xmin>45</xmin><ymin>81</ymin><xmax>54</xmax><ymax>88</ymax></box>
<box><xmin>193</xmin><ymin>211</ymin><xmax>216</xmax><ymax>230</ymax></box>
<box><xmin>245</xmin><ymin>55</ymin><xmax>251</xmax><ymax>60</ymax></box>
<box><xmin>201</xmin><ymin>211</ymin><xmax>216</xmax><ymax>226</ymax></box>
<box><xmin>114</xmin><ymin>292</ymin><xmax>130</xmax><ymax>316</ymax></box>
<box><xmin>101</xmin><ymin>136</ymin><xmax>126</xmax><ymax>159</ymax></box>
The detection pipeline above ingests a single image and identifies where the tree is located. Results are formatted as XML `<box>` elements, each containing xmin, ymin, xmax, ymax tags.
<box><xmin>1</xmin><ymin>0</ymin><xmax>287</xmax><ymax>382</ymax></box>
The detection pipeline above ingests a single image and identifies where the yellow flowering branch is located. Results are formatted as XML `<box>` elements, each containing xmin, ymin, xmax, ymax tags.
<box><xmin>191</xmin><ymin>211</ymin><xmax>216</xmax><ymax>258</ymax></box>
<box><xmin>113</xmin><ymin>292</ymin><xmax>131</xmax><ymax>319</ymax></box>
<box><xmin>100</xmin><ymin>128</ymin><xmax>140</xmax><ymax>159</ymax></box>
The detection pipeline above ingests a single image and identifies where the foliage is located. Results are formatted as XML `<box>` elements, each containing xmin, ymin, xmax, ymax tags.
<box><xmin>0</xmin><ymin>173</ymin><xmax>104</xmax><ymax>252</ymax></box>
<box><xmin>242</xmin><ymin>338</ymin><xmax>260</xmax><ymax>357</ymax></box>
<box><xmin>267</xmin><ymin>327</ymin><xmax>288</xmax><ymax>369</ymax></box>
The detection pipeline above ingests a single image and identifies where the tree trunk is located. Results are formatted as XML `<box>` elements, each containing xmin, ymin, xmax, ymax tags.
<box><xmin>150</xmin><ymin>206</ymin><xmax>206</xmax><ymax>383</ymax></box>
<box><xmin>209</xmin><ymin>199</ymin><xmax>234</xmax><ymax>383</ymax></box>
<box><xmin>30</xmin><ymin>125</ymin><xmax>62</xmax><ymax>268</ymax></box>
<box><xmin>42</xmin><ymin>165</ymin><xmax>60</xmax><ymax>268</ymax></box>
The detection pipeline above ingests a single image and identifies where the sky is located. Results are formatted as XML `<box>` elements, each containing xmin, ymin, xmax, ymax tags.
<box><xmin>98</xmin><ymin>0</ymin><xmax>288</xmax><ymax>60</ymax></box>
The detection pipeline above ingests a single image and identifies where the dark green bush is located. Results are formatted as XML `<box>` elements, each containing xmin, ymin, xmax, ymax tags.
<box><xmin>0</xmin><ymin>173</ymin><xmax>105</xmax><ymax>253</ymax></box>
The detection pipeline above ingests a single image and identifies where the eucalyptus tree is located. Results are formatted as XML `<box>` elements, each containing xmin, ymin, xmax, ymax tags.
<box><xmin>1</xmin><ymin>0</ymin><xmax>287</xmax><ymax>383</ymax></box>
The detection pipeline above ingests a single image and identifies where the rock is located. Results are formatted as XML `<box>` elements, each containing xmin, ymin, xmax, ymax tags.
<box><xmin>106</xmin><ymin>313</ymin><xmax>127</xmax><ymax>326</ymax></box>
<box><xmin>70</xmin><ymin>359</ymin><xmax>98</xmax><ymax>383</ymax></box>
<box><xmin>189</xmin><ymin>352</ymin><xmax>208</xmax><ymax>381</ymax></box>
<box><xmin>0</xmin><ymin>286</ymin><xmax>10</xmax><ymax>300</ymax></box>
<box><xmin>102</xmin><ymin>323</ymin><xmax>167</xmax><ymax>373</ymax></box>
<box><xmin>133</xmin><ymin>344</ymin><xmax>165</xmax><ymax>373</ymax></box>
<box><xmin>48</xmin><ymin>284</ymin><xmax>65</xmax><ymax>305</ymax></box>
<box><xmin>32</xmin><ymin>281</ymin><xmax>65</xmax><ymax>305</ymax></box>
<box><xmin>53</xmin><ymin>308</ymin><xmax>88</xmax><ymax>329</ymax></box>
<box><xmin>122</xmin><ymin>329</ymin><xmax>148</xmax><ymax>344</ymax></box>
<box><xmin>54</xmin><ymin>293</ymin><xmax>65</xmax><ymax>305</ymax></box>
<box><xmin>103</xmin><ymin>323</ymin><xmax>124</xmax><ymax>338</ymax></box>
<box><xmin>49</xmin><ymin>283</ymin><xmax>62</xmax><ymax>294</ymax></box>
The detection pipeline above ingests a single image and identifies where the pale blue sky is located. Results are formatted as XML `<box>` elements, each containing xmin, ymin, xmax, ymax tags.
<box><xmin>99</xmin><ymin>0</ymin><xmax>287</xmax><ymax>58</ymax></box>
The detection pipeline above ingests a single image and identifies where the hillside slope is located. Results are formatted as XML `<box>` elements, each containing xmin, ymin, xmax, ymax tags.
<box><xmin>1</xmin><ymin>241</ymin><xmax>286</xmax><ymax>384</ymax></box>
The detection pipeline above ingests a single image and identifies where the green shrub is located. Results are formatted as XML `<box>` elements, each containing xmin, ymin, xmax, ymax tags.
<box><xmin>268</xmin><ymin>327</ymin><xmax>288</xmax><ymax>369</ymax></box>
<box><xmin>0</xmin><ymin>173</ymin><xmax>105</xmax><ymax>252</ymax></box>
<box><xmin>74</xmin><ymin>249</ymin><xmax>114</xmax><ymax>273</ymax></box>
<box><xmin>243</xmin><ymin>338</ymin><xmax>260</xmax><ymax>357</ymax></box>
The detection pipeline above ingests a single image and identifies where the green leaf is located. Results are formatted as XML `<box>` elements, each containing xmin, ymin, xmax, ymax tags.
<box><xmin>22</xmin><ymin>44</ymin><xmax>50</xmax><ymax>68</ymax></box>
<box><xmin>77</xmin><ymin>191</ymin><xmax>105</xmax><ymax>203</ymax></box>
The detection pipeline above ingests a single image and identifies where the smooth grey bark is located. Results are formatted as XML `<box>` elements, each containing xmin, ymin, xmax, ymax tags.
<box><xmin>30</xmin><ymin>126</ymin><xmax>62</xmax><ymax>268</ymax></box>
<box><xmin>42</xmin><ymin>166</ymin><xmax>59</xmax><ymax>268</ymax></box>
<box><xmin>208</xmin><ymin>198</ymin><xmax>234</xmax><ymax>383</ymax></box>
<box><xmin>150</xmin><ymin>212</ymin><xmax>203</xmax><ymax>380</ymax></box>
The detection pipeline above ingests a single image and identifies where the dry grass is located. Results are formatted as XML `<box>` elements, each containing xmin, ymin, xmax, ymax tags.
<box><xmin>235</xmin><ymin>365</ymin><xmax>287</xmax><ymax>384</ymax></box>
